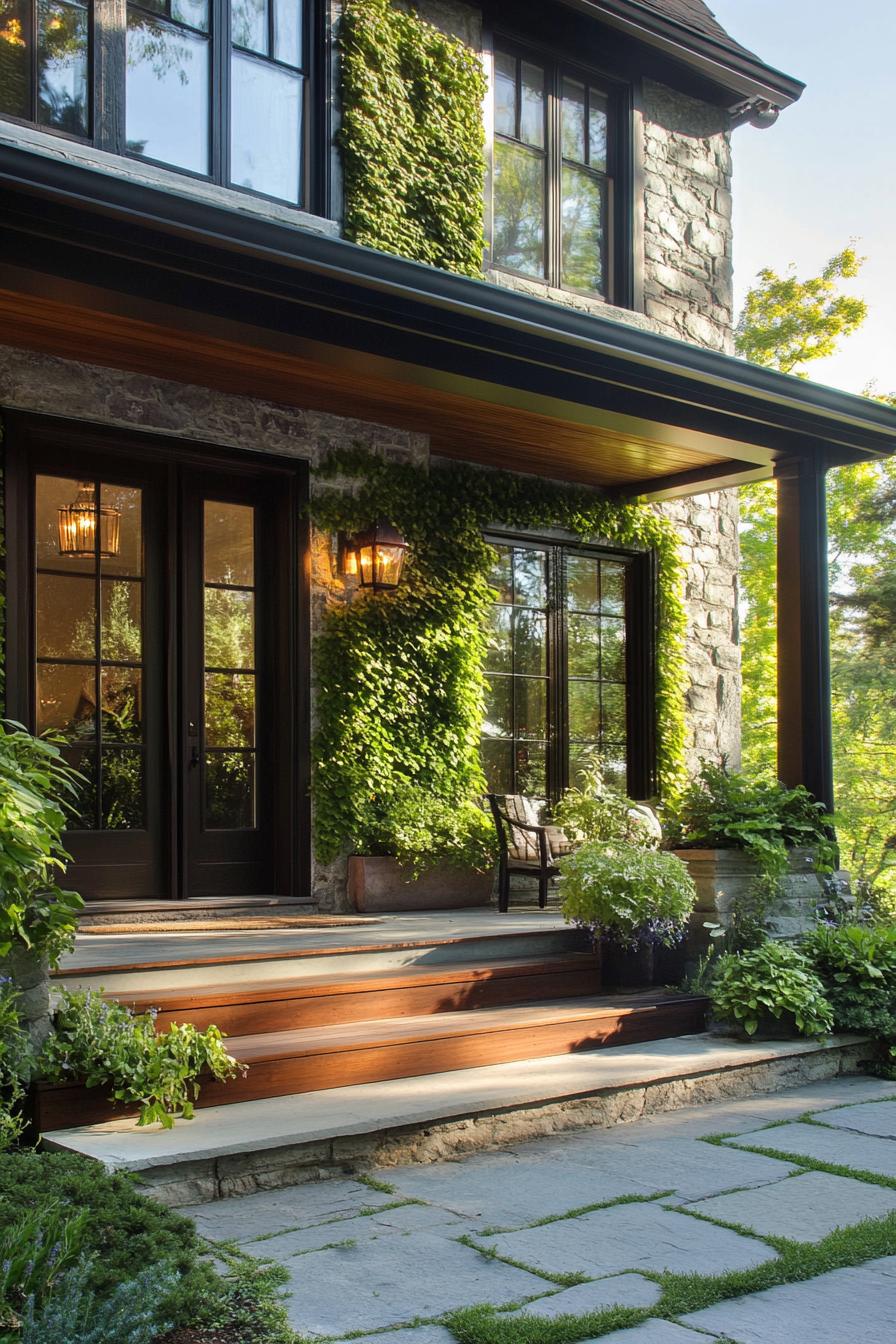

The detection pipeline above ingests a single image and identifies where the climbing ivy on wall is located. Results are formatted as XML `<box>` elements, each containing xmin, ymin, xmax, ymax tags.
<box><xmin>311</xmin><ymin>450</ymin><xmax>688</xmax><ymax>862</ymax></box>
<box><xmin>338</xmin><ymin>0</ymin><xmax>487</xmax><ymax>277</ymax></box>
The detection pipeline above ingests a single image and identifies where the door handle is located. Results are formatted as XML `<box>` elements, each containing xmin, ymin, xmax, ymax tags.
<box><xmin>188</xmin><ymin>721</ymin><xmax>200</xmax><ymax>768</ymax></box>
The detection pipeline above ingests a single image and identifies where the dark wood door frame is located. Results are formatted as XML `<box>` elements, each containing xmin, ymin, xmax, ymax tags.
<box><xmin>3</xmin><ymin>409</ymin><xmax>311</xmax><ymax>902</ymax></box>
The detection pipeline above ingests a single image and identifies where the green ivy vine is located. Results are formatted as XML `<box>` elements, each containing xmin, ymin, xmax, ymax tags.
<box><xmin>311</xmin><ymin>450</ymin><xmax>688</xmax><ymax>862</ymax></box>
<box><xmin>338</xmin><ymin>0</ymin><xmax>487</xmax><ymax>277</ymax></box>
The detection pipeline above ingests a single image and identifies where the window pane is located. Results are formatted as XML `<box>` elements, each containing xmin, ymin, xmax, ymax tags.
<box><xmin>566</xmin><ymin>554</ymin><xmax>599</xmax><ymax>611</ymax></box>
<box><xmin>205</xmin><ymin>588</ymin><xmax>255</xmax><ymax>670</ymax></box>
<box><xmin>561</xmin><ymin>77</ymin><xmax>585</xmax><ymax>162</ymax></box>
<box><xmin>230</xmin><ymin>53</ymin><xmax>301</xmax><ymax>203</ymax></box>
<box><xmin>173</xmin><ymin>0</ymin><xmax>208</xmax><ymax>28</ymax></box>
<box><xmin>515</xmin><ymin>677</ymin><xmax>546</xmax><ymax>739</ymax></box>
<box><xmin>567</xmin><ymin>613</ymin><xmax>599</xmax><ymax>678</ymax></box>
<box><xmin>126</xmin><ymin>12</ymin><xmax>210</xmax><ymax>173</ymax></box>
<box><xmin>601</xmin><ymin>617</ymin><xmax>626</xmax><ymax>681</ymax></box>
<box><xmin>273</xmin><ymin>0</ymin><xmax>300</xmax><ymax>66</ymax></box>
<box><xmin>101</xmin><ymin>484</ymin><xmax>143</xmax><ymax>577</ymax></box>
<box><xmin>589</xmin><ymin>89</ymin><xmax>608</xmax><ymax>170</ymax></box>
<box><xmin>36</xmin><ymin>575</ymin><xmax>95</xmax><ymax>660</ymax></box>
<box><xmin>569</xmin><ymin>680</ymin><xmax>600</xmax><ymax>740</ymax></box>
<box><xmin>602</xmin><ymin>682</ymin><xmax>626</xmax><ymax>741</ymax></box>
<box><xmin>231</xmin><ymin>0</ymin><xmax>266</xmax><ymax>53</ymax></box>
<box><xmin>0</xmin><ymin>0</ymin><xmax>31</xmax><ymax>117</ymax></box>
<box><xmin>513</xmin><ymin>548</ymin><xmax>546</xmax><ymax>607</ymax></box>
<box><xmin>206</xmin><ymin>751</ymin><xmax>255</xmax><ymax>829</ymax></box>
<box><xmin>519</xmin><ymin>60</ymin><xmax>544</xmax><ymax>147</ymax></box>
<box><xmin>483</xmin><ymin>675</ymin><xmax>512</xmax><ymax>739</ymax></box>
<box><xmin>485</xmin><ymin>605</ymin><xmax>512</xmax><ymax>674</ymax></box>
<box><xmin>487</xmin><ymin>544</ymin><xmax>513</xmax><ymax>603</ymax></box>
<box><xmin>101</xmin><ymin>580</ymin><xmax>143</xmax><ymax>662</ymax></box>
<box><xmin>481</xmin><ymin>738</ymin><xmax>512</xmax><ymax>794</ymax></box>
<box><xmin>514</xmin><ymin>609</ymin><xmax>545</xmax><ymax>675</ymax></box>
<box><xmin>494</xmin><ymin>48</ymin><xmax>515</xmax><ymax>138</ymax></box>
<box><xmin>36</xmin><ymin>476</ymin><xmax>95</xmax><ymax>573</ymax></box>
<box><xmin>204</xmin><ymin>501</ymin><xmax>254</xmax><ymax>585</ymax></box>
<box><xmin>38</xmin><ymin>0</ymin><xmax>88</xmax><ymax>135</ymax></box>
<box><xmin>205</xmin><ymin>671</ymin><xmax>256</xmax><ymax>747</ymax></box>
<box><xmin>493</xmin><ymin>139</ymin><xmax>544</xmax><ymax>278</ymax></box>
<box><xmin>601</xmin><ymin>747</ymin><xmax>627</xmax><ymax>791</ymax></box>
<box><xmin>102</xmin><ymin>748</ymin><xmax>144</xmax><ymax>828</ymax></box>
<box><xmin>101</xmin><ymin>667</ymin><xmax>143</xmax><ymax>743</ymax></box>
<box><xmin>516</xmin><ymin>741</ymin><xmax>546</xmax><ymax>796</ymax></box>
<box><xmin>36</xmin><ymin>663</ymin><xmax>97</xmax><ymax>741</ymax></box>
<box><xmin>569</xmin><ymin>744</ymin><xmax>599</xmax><ymax>790</ymax></box>
<box><xmin>61</xmin><ymin>745</ymin><xmax>97</xmax><ymax>829</ymax></box>
<box><xmin>600</xmin><ymin>561</ymin><xmax>625</xmax><ymax>615</ymax></box>
<box><xmin>561</xmin><ymin>163</ymin><xmax>604</xmax><ymax>295</ymax></box>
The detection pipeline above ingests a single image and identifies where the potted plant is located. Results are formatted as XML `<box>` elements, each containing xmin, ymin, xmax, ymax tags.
<box><xmin>347</xmin><ymin>789</ymin><xmax>498</xmax><ymax>912</ymax></box>
<box><xmin>558</xmin><ymin>843</ymin><xmax>697</xmax><ymax>987</ymax></box>
<box><xmin>665</xmin><ymin>762</ymin><xmax>838</xmax><ymax>955</ymax></box>
<box><xmin>709</xmin><ymin>939</ymin><xmax>833</xmax><ymax>1040</ymax></box>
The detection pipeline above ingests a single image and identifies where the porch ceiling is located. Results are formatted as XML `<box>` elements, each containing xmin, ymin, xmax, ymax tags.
<box><xmin>2</xmin><ymin>145</ymin><xmax>895</xmax><ymax>498</ymax></box>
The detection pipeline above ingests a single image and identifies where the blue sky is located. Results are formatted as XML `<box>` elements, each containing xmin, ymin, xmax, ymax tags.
<box><xmin>707</xmin><ymin>0</ymin><xmax>895</xmax><ymax>395</ymax></box>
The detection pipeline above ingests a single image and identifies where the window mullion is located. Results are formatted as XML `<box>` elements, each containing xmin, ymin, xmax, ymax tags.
<box><xmin>547</xmin><ymin>62</ymin><xmax>562</xmax><ymax>289</ymax></box>
<box><xmin>214</xmin><ymin>0</ymin><xmax>229</xmax><ymax>186</ymax></box>
<box><xmin>94</xmin><ymin>0</ymin><xmax>126</xmax><ymax>153</ymax></box>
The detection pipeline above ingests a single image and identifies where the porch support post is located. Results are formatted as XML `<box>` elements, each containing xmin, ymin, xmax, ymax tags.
<box><xmin>775</xmin><ymin>455</ymin><xmax>835</xmax><ymax>811</ymax></box>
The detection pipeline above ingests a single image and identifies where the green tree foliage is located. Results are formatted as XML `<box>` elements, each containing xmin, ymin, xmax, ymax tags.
<box><xmin>736</xmin><ymin>249</ymin><xmax>896</xmax><ymax>904</ymax></box>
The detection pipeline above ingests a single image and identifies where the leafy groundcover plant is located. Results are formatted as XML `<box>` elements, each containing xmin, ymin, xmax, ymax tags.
<box><xmin>802</xmin><ymin>921</ymin><xmax>896</xmax><ymax>1041</ymax></box>
<box><xmin>39</xmin><ymin>989</ymin><xmax>244</xmax><ymax>1128</ymax></box>
<box><xmin>0</xmin><ymin>1151</ymin><xmax>295</xmax><ymax>1344</ymax></box>
<box><xmin>374</xmin><ymin>789</ymin><xmax>497</xmax><ymax>877</ymax></box>
<box><xmin>559</xmin><ymin>843</ymin><xmax>696</xmax><ymax>949</ymax></box>
<box><xmin>0</xmin><ymin>980</ymin><xmax>31</xmax><ymax>1151</ymax></box>
<box><xmin>709</xmin><ymin>940</ymin><xmax>834</xmax><ymax>1038</ymax></box>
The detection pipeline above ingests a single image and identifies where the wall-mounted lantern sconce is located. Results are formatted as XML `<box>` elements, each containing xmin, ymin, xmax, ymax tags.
<box><xmin>337</xmin><ymin>521</ymin><xmax>408</xmax><ymax>592</ymax></box>
<box><xmin>57</xmin><ymin>481</ymin><xmax>121</xmax><ymax>559</ymax></box>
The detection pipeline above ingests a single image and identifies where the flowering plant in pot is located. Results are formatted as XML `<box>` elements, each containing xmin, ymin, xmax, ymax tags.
<box><xmin>558</xmin><ymin>843</ymin><xmax>697</xmax><ymax>987</ymax></box>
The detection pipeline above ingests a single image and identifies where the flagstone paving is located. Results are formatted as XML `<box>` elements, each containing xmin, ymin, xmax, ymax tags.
<box><xmin>178</xmin><ymin>1074</ymin><xmax>896</xmax><ymax>1340</ymax></box>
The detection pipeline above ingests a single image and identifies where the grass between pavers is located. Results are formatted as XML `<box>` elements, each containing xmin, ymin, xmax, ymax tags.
<box><xmin>703</xmin><ymin>1133</ymin><xmax>896</xmax><ymax>1192</ymax></box>
<box><xmin>243</xmin><ymin>1198</ymin><xmax>426</xmax><ymax>1245</ymax></box>
<box><xmin>445</xmin><ymin>1211</ymin><xmax>896</xmax><ymax>1344</ymax></box>
<box><xmin>478</xmin><ymin>1191</ymin><xmax>677</xmax><ymax>1238</ymax></box>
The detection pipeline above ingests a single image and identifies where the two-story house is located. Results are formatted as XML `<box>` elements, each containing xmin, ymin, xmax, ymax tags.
<box><xmin>1</xmin><ymin>0</ymin><xmax>894</xmax><ymax>920</ymax></box>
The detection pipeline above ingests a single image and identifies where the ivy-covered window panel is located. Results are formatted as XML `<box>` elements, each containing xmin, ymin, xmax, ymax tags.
<box><xmin>1</xmin><ymin>0</ymin><xmax>309</xmax><ymax>207</ymax></box>
<box><xmin>482</xmin><ymin>538</ymin><xmax>633</xmax><ymax>801</ymax></box>
<box><xmin>490</xmin><ymin>38</ymin><xmax>620</xmax><ymax>302</ymax></box>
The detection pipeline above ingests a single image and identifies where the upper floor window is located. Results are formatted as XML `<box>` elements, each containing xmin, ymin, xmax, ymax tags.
<box><xmin>0</xmin><ymin>0</ymin><xmax>310</xmax><ymax>207</ymax></box>
<box><xmin>490</xmin><ymin>38</ymin><xmax>627</xmax><ymax>304</ymax></box>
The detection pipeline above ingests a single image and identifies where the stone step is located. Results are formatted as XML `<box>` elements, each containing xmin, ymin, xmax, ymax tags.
<box><xmin>40</xmin><ymin>1033</ymin><xmax>871</xmax><ymax>1208</ymax></box>
<box><xmin>33</xmin><ymin>991</ymin><xmax>707</xmax><ymax>1129</ymax></box>
<box><xmin>113</xmin><ymin>953</ymin><xmax>601</xmax><ymax>1035</ymax></box>
<box><xmin>58</xmin><ymin>912</ymin><xmax>588</xmax><ymax>995</ymax></box>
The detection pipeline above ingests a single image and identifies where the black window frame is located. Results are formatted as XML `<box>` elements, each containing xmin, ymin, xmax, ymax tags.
<box><xmin>482</xmin><ymin>532</ymin><xmax>657</xmax><ymax>802</ymax></box>
<box><xmin>487</xmin><ymin>30</ymin><xmax>634</xmax><ymax>309</ymax></box>
<box><xmin>0</xmin><ymin>0</ymin><xmax>328</xmax><ymax>214</ymax></box>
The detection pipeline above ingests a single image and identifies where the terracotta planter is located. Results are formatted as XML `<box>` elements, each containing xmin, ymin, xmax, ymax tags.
<box><xmin>348</xmin><ymin>856</ymin><xmax>494</xmax><ymax>913</ymax></box>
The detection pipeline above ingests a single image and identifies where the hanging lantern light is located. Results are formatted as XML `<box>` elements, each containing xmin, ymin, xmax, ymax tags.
<box><xmin>57</xmin><ymin>482</ymin><xmax>121</xmax><ymax>559</ymax></box>
<box><xmin>351</xmin><ymin>520</ymin><xmax>409</xmax><ymax>591</ymax></box>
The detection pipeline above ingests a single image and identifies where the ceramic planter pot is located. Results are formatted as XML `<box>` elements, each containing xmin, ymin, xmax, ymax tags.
<box><xmin>348</xmin><ymin>856</ymin><xmax>494</xmax><ymax>912</ymax></box>
<box><xmin>600</xmin><ymin>938</ymin><xmax>655</xmax><ymax>989</ymax></box>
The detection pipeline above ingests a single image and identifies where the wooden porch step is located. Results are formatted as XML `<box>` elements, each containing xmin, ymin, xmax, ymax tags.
<box><xmin>115</xmin><ymin>953</ymin><xmax>601</xmax><ymax>1035</ymax></box>
<box><xmin>33</xmin><ymin>991</ymin><xmax>708</xmax><ymax>1131</ymax></box>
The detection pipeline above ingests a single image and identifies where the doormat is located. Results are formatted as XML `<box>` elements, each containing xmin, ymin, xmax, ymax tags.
<box><xmin>81</xmin><ymin>915</ymin><xmax>382</xmax><ymax>934</ymax></box>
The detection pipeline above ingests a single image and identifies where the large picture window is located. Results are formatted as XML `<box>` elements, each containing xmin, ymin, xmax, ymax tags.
<box><xmin>0</xmin><ymin>0</ymin><xmax>311</xmax><ymax>207</ymax></box>
<box><xmin>481</xmin><ymin>537</ymin><xmax>653</xmax><ymax>800</ymax></box>
<box><xmin>490</xmin><ymin>38</ymin><xmax>626</xmax><ymax>303</ymax></box>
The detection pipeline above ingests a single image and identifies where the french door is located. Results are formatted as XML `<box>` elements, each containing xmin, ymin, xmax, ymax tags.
<box><xmin>6</xmin><ymin>417</ymin><xmax>306</xmax><ymax>901</ymax></box>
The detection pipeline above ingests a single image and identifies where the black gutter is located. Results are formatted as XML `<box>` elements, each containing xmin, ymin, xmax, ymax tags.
<box><xmin>563</xmin><ymin>0</ymin><xmax>805</xmax><ymax>107</ymax></box>
<box><xmin>1</xmin><ymin>144</ymin><xmax>893</xmax><ymax>465</ymax></box>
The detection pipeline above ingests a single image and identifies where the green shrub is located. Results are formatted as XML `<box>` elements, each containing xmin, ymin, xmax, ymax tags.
<box><xmin>0</xmin><ymin>980</ymin><xmax>31</xmax><ymax>1151</ymax></box>
<box><xmin>17</xmin><ymin>1258</ymin><xmax>175</xmax><ymax>1344</ymax></box>
<box><xmin>553</xmin><ymin>754</ymin><xmax>660</xmax><ymax>849</ymax></box>
<box><xmin>801</xmin><ymin>921</ymin><xmax>896</xmax><ymax>1038</ymax></box>
<box><xmin>0</xmin><ymin>1202</ymin><xmax>87</xmax><ymax>1332</ymax></box>
<box><xmin>377</xmin><ymin>789</ymin><xmax>497</xmax><ymax>876</ymax></box>
<box><xmin>558</xmin><ymin>843</ymin><xmax>696</xmax><ymax>948</ymax></box>
<box><xmin>709</xmin><ymin>941</ymin><xmax>834</xmax><ymax>1038</ymax></box>
<box><xmin>39</xmin><ymin>989</ymin><xmax>244</xmax><ymax>1128</ymax></box>
<box><xmin>0</xmin><ymin>722</ymin><xmax>84</xmax><ymax>965</ymax></box>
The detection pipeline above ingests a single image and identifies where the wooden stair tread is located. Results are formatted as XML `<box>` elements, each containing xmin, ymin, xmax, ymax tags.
<box><xmin>227</xmin><ymin>993</ymin><xmax>704</xmax><ymax>1062</ymax></box>
<box><xmin>111</xmin><ymin>953</ymin><xmax>598</xmax><ymax>1011</ymax></box>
